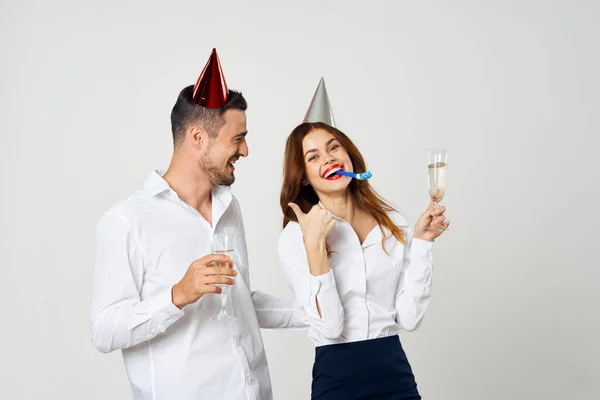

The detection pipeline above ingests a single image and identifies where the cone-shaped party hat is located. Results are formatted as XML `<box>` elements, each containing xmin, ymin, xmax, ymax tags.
<box><xmin>303</xmin><ymin>78</ymin><xmax>336</xmax><ymax>127</ymax></box>
<box><xmin>192</xmin><ymin>48</ymin><xmax>229</xmax><ymax>108</ymax></box>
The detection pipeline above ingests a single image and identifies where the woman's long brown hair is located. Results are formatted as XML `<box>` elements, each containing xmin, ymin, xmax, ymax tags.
<box><xmin>280</xmin><ymin>122</ymin><xmax>406</xmax><ymax>253</ymax></box>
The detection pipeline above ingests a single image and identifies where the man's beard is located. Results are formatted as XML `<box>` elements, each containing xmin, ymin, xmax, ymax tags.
<box><xmin>201</xmin><ymin>144</ymin><xmax>235</xmax><ymax>186</ymax></box>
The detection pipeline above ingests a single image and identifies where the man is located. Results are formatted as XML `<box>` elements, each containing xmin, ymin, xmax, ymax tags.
<box><xmin>91</xmin><ymin>48</ymin><xmax>306</xmax><ymax>400</ymax></box>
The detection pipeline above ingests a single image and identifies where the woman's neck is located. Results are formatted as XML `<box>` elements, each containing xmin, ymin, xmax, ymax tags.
<box><xmin>318</xmin><ymin>190</ymin><xmax>356</xmax><ymax>224</ymax></box>
<box><xmin>318</xmin><ymin>190</ymin><xmax>378</xmax><ymax>244</ymax></box>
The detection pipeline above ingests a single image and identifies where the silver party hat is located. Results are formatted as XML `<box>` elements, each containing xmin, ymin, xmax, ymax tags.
<box><xmin>303</xmin><ymin>78</ymin><xmax>336</xmax><ymax>127</ymax></box>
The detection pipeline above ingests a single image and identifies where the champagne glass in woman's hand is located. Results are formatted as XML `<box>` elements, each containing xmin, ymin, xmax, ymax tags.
<box><xmin>414</xmin><ymin>200</ymin><xmax>450</xmax><ymax>242</ymax></box>
<box><xmin>425</xmin><ymin>149</ymin><xmax>450</xmax><ymax>232</ymax></box>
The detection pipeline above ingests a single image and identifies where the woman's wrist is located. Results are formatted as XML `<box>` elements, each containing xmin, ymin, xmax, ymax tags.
<box><xmin>414</xmin><ymin>233</ymin><xmax>434</xmax><ymax>242</ymax></box>
<box><xmin>304</xmin><ymin>237</ymin><xmax>326</xmax><ymax>253</ymax></box>
<box><xmin>305</xmin><ymin>240</ymin><xmax>329</xmax><ymax>275</ymax></box>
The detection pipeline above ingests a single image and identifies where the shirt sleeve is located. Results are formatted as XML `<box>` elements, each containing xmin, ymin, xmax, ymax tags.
<box><xmin>231</xmin><ymin>198</ymin><xmax>308</xmax><ymax>329</ymax></box>
<box><xmin>278</xmin><ymin>224</ymin><xmax>344</xmax><ymax>339</ymax></box>
<box><xmin>251</xmin><ymin>290</ymin><xmax>308</xmax><ymax>330</ymax></box>
<box><xmin>90</xmin><ymin>212</ymin><xmax>184</xmax><ymax>353</ymax></box>
<box><xmin>394</xmin><ymin>225</ymin><xmax>434</xmax><ymax>331</ymax></box>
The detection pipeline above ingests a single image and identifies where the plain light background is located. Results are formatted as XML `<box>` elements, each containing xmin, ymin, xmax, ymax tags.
<box><xmin>1</xmin><ymin>1</ymin><xmax>598</xmax><ymax>399</ymax></box>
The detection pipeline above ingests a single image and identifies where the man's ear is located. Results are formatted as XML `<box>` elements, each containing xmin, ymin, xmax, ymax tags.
<box><xmin>189</xmin><ymin>125</ymin><xmax>207</xmax><ymax>149</ymax></box>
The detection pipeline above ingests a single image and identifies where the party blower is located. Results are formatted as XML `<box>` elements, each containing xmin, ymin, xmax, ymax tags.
<box><xmin>336</xmin><ymin>170</ymin><xmax>372</xmax><ymax>180</ymax></box>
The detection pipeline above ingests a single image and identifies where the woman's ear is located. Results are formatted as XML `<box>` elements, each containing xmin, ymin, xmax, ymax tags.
<box><xmin>301</xmin><ymin>177</ymin><xmax>309</xmax><ymax>186</ymax></box>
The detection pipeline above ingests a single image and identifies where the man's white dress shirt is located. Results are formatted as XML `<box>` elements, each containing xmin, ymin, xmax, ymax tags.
<box><xmin>91</xmin><ymin>170</ymin><xmax>306</xmax><ymax>400</ymax></box>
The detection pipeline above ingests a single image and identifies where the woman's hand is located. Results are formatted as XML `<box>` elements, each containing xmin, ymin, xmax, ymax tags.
<box><xmin>414</xmin><ymin>201</ymin><xmax>450</xmax><ymax>242</ymax></box>
<box><xmin>288</xmin><ymin>203</ymin><xmax>336</xmax><ymax>247</ymax></box>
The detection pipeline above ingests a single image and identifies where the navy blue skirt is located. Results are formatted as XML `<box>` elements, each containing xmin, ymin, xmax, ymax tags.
<box><xmin>311</xmin><ymin>335</ymin><xmax>421</xmax><ymax>400</ymax></box>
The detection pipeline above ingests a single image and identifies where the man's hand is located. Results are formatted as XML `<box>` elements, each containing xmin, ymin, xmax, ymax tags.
<box><xmin>172</xmin><ymin>254</ymin><xmax>236</xmax><ymax>309</ymax></box>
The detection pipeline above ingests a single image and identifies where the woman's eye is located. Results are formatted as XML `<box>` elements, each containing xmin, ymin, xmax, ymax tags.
<box><xmin>330</xmin><ymin>145</ymin><xmax>339</xmax><ymax>151</ymax></box>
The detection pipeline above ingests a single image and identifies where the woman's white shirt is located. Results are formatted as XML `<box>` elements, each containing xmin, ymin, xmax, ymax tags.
<box><xmin>278</xmin><ymin>207</ymin><xmax>434</xmax><ymax>347</ymax></box>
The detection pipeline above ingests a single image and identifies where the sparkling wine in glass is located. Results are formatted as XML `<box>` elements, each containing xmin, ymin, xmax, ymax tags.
<box><xmin>426</xmin><ymin>149</ymin><xmax>449</xmax><ymax>231</ymax></box>
<box><xmin>211</xmin><ymin>233</ymin><xmax>235</xmax><ymax>320</ymax></box>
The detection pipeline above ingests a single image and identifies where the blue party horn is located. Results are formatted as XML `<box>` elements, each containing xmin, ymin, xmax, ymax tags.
<box><xmin>335</xmin><ymin>170</ymin><xmax>373</xmax><ymax>180</ymax></box>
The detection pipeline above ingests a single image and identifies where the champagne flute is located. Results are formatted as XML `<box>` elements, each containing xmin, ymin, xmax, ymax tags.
<box><xmin>210</xmin><ymin>233</ymin><xmax>235</xmax><ymax>320</ymax></box>
<box><xmin>426</xmin><ymin>148</ymin><xmax>449</xmax><ymax>231</ymax></box>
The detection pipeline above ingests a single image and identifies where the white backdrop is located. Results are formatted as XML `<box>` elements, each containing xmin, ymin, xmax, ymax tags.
<box><xmin>1</xmin><ymin>1</ymin><xmax>598</xmax><ymax>399</ymax></box>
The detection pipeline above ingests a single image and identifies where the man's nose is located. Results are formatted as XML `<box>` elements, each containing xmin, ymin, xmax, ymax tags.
<box><xmin>239</xmin><ymin>140</ymin><xmax>249</xmax><ymax>157</ymax></box>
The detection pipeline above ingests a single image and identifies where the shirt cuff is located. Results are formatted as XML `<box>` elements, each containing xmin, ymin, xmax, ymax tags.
<box><xmin>309</xmin><ymin>270</ymin><xmax>336</xmax><ymax>296</ymax></box>
<box><xmin>411</xmin><ymin>238</ymin><xmax>434</xmax><ymax>257</ymax></box>
<box><xmin>143</xmin><ymin>288</ymin><xmax>185</xmax><ymax>333</ymax></box>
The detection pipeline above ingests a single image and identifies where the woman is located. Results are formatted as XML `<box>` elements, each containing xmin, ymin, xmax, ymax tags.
<box><xmin>278</xmin><ymin>122</ymin><xmax>449</xmax><ymax>400</ymax></box>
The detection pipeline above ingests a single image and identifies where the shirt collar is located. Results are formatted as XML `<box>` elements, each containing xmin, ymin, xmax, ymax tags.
<box><xmin>318</xmin><ymin>201</ymin><xmax>409</xmax><ymax>247</ymax></box>
<box><xmin>143</xmin><ymin>169</ymin><xmax>233</xmax><ymax>213</ymax></box>
<box><xmin>144</xmin><ymin>169</ymin><xmax>171</xmax><ymax>196</ymax></box>
<box><xmin>210</xmin><ymin>184</ymin><xmax>233</xmax><ymax>227</ymax></box>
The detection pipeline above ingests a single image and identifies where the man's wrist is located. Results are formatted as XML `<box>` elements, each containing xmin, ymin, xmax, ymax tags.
<box><xmin>171</xmin><ymin>284</ymin><xmax>188</xmax><ymax>309</ymax></box>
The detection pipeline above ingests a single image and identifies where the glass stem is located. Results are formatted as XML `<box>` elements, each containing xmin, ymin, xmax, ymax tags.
<box><xmin>221</xmin><ymin>287</ymin><xmax>228</xmax><ymax>314</ymax></box>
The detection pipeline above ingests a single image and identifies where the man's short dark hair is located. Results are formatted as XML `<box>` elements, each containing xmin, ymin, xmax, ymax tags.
<box><xmin>170</xmin><ymin>86</ymin><xmax>247</xmax><ymax>147</ymax></box>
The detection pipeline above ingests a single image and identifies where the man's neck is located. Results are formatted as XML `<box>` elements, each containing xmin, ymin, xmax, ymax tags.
<box><xmin>162</xmin><ymin>155</ymin><xmax>213</xmax><ymax>222</ymax></box>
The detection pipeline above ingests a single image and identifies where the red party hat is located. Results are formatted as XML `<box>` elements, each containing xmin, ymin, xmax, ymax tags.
<box><xmin>192</xmin><ymin>48</ymin><xmax>229</xmax><ymax>108</ymax></box>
